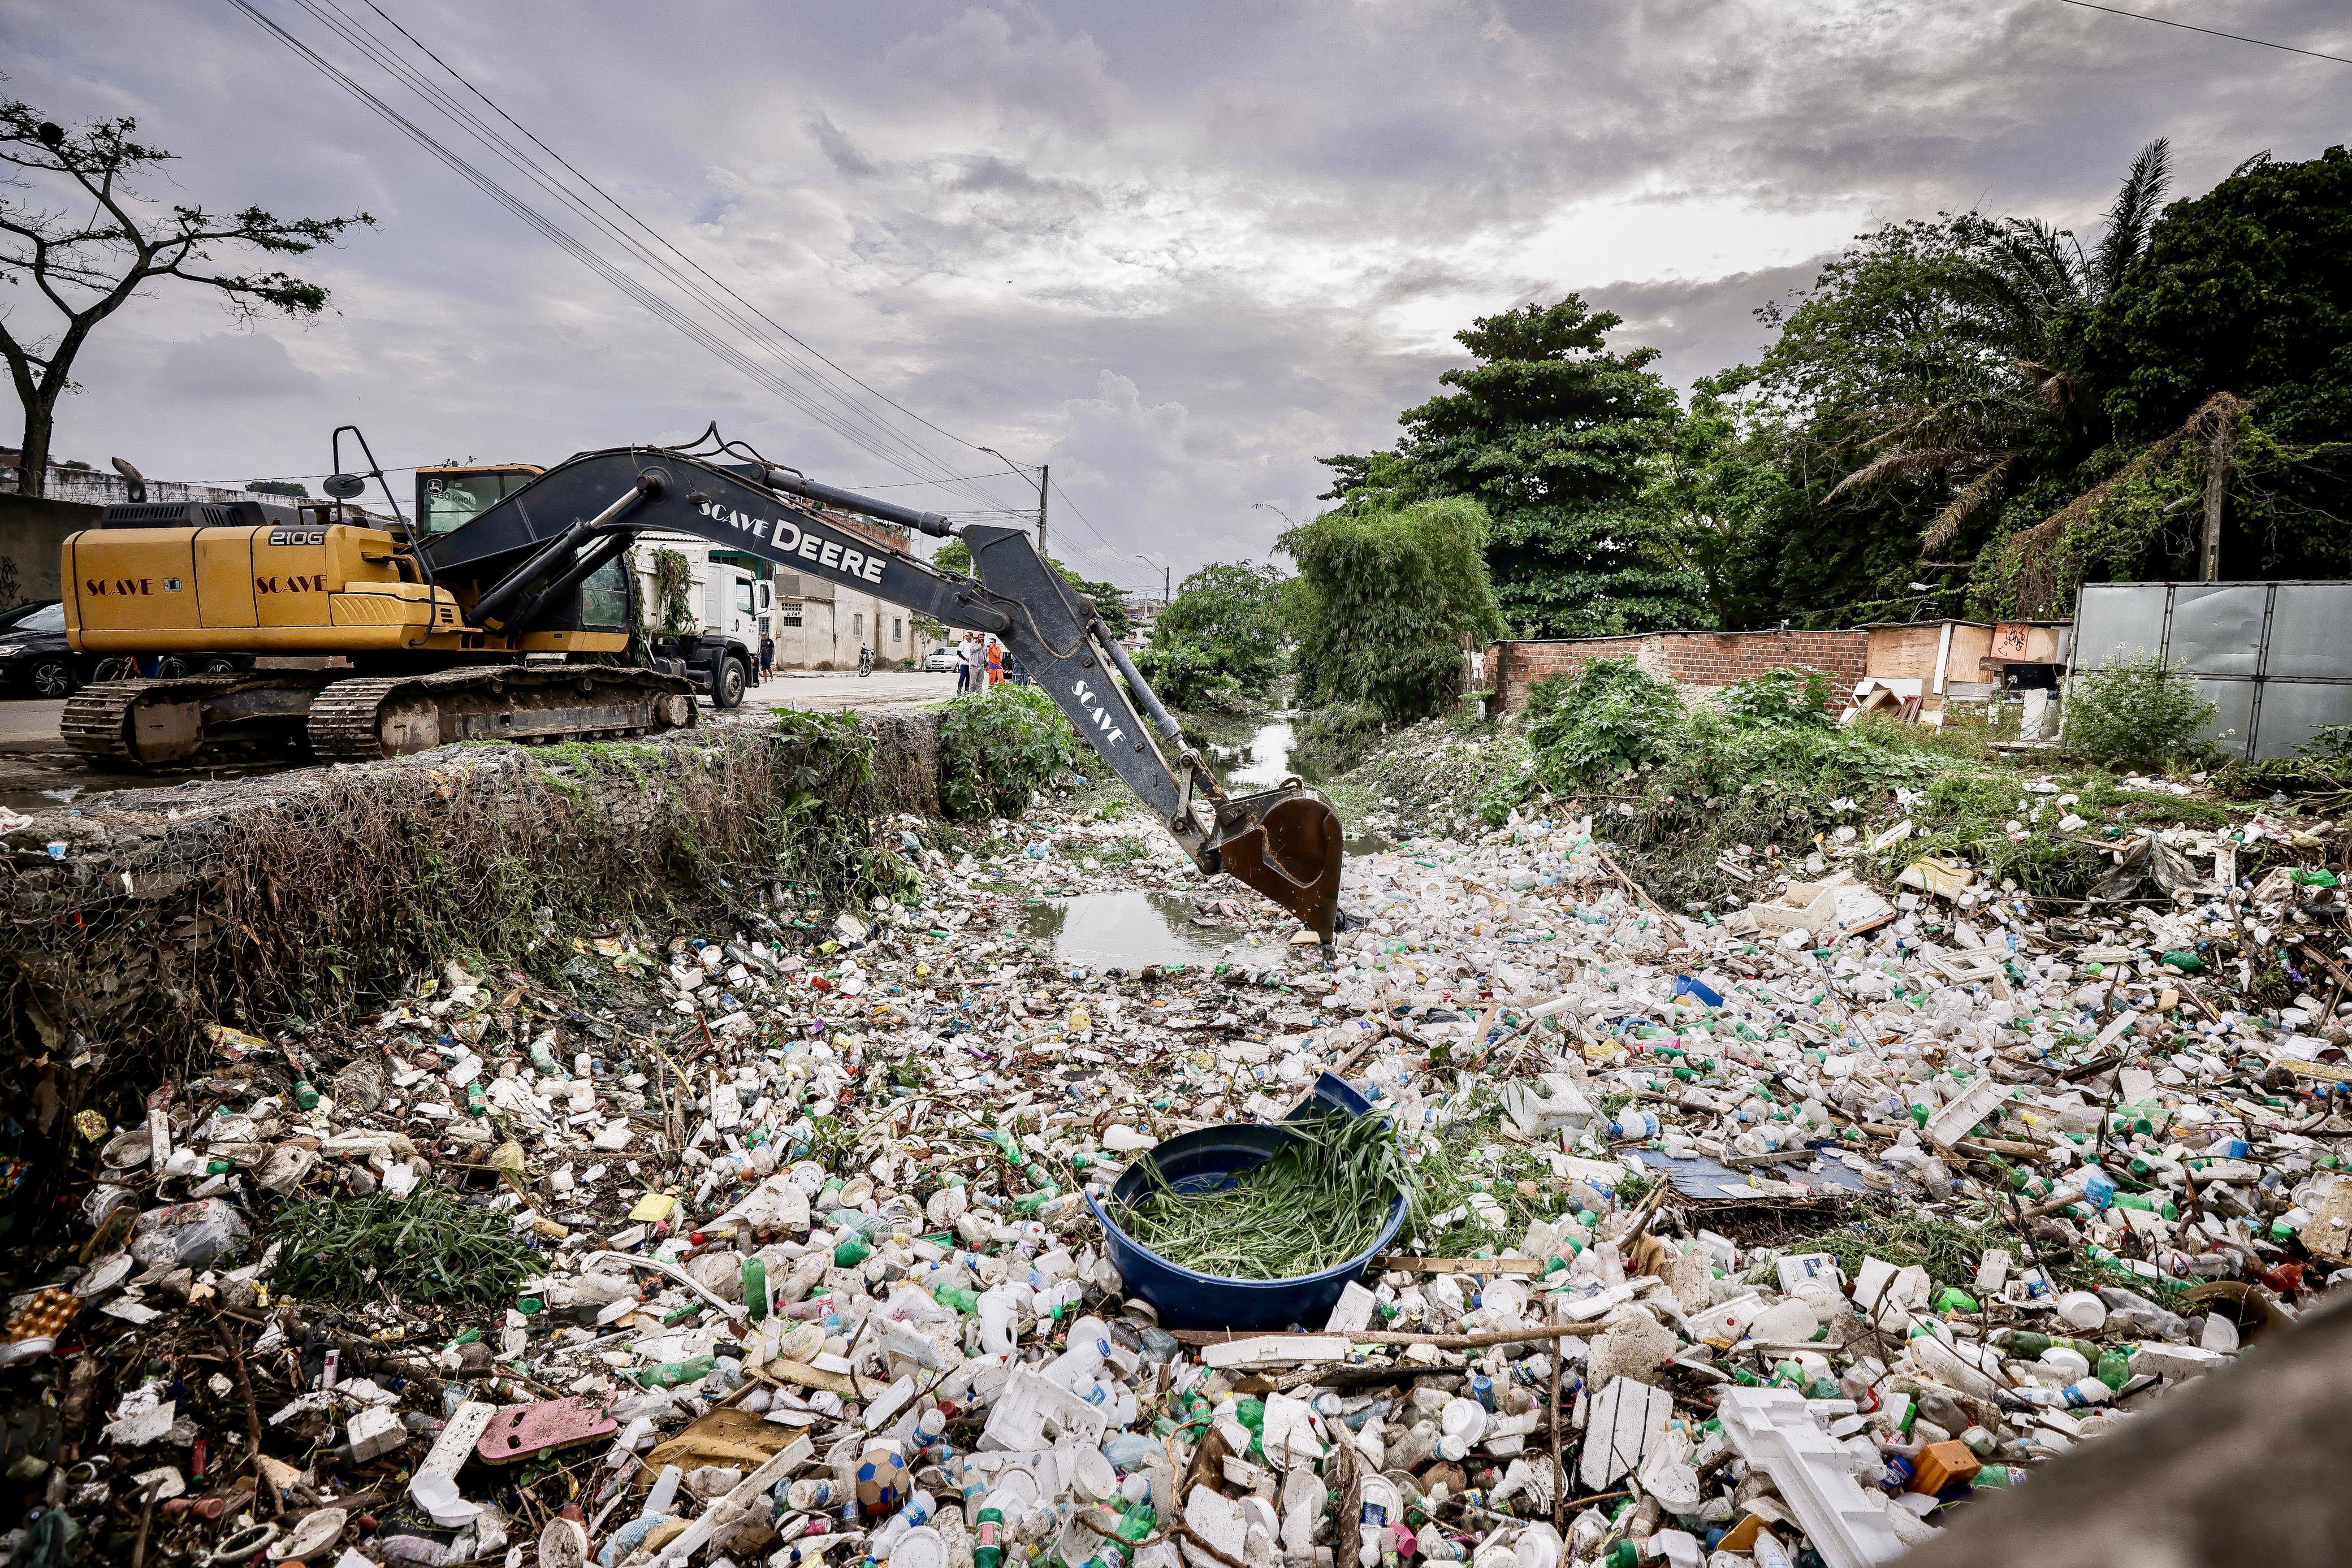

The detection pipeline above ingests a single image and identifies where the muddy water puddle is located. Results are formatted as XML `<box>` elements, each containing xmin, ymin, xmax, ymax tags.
<box><xmin>1020</xmin><ymin>891</ymin><xmax>1270</xmax><ymax>968</ymax></box>
<box><xmin>1024</xmin><ymin>716</ymin><xmax>1397</xmax><ymax>967</ymax></box>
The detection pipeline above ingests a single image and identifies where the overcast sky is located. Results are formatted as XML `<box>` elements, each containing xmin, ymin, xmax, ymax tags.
<box><xmin>5</xmin><ymin>1</ymin><xmax>2347</xmax><ymax>591</ymax></box>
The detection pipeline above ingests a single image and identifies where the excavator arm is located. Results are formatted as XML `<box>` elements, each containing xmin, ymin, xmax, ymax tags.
<box><xmin>426</xmin><ymin>445</ymin><xmax>1347</xmax><ymax>941</ymax></box>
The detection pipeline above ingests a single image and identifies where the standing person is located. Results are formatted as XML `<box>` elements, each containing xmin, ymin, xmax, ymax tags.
<box><xmin>986</xmin><ymin>637</ymin><xmax>1004</xmax><ymax>687</ymax></box>
<box><xmin>961</xmin><ymin>633</ymin><xmax>987</xmax><ymax>695</ymax></box>
<box><xmin>952</xmin><ymin>634</ymin><xmax>972</xmax><ymax>695</ymax></box>
<box><xmin>759</xmin><ymin>631</ymin><xmax>775</xmax><ymax>685</ymax></box>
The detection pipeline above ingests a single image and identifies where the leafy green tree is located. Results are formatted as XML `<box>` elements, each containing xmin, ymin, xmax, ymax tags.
<box><xmin>2085</xmin><ymin>145</ymin><xmax>2352</xmax><ymax>443</ymax></box>
<box><xmin>1645</xmin><ymin>370</ymin><xmax>1800</xmax><ymax>629</ymax></box>
<box><xmin>1320</xmin><ymin>296</ymin><xmax>1701</xmax><ymax>636</ymax></box>
<box><xmin>1282</xmin><ymin>495</ymin><xmax>1507</xmax><ymax>724</ymax></box>
<box><xmin>1813</xmin><ymin>141</ymin><xmax>2172</xmax><ymax>551</ymax></box>
<box><xmin>929</xmin><ymin>538</ymin><xmax>1134</xmax><ymax>636</ymax></box>
<box><xmin>1982</xmin><ymin>145</ymin><xmax>2352</xmax><ymax>608</ymax></box>
<box><xmin>1135</xmin><ymin>560</ymin><xmax>1286</xmax><ymax>711</ymax></box>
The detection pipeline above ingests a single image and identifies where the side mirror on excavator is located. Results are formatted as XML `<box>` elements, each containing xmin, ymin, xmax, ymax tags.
<box><xmin>323</xmin><ymin>474</ymin><xmax>368</xmax><ymax>500</ymax></box>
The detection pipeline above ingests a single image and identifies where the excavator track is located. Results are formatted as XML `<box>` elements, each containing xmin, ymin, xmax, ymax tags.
<box><xmin>308</xmin><ymin>664</ymin><xmax>698</xmax><ymax>762</ymax></box>
<box><xmin>60</xmin><ymin>673</ymin><xmax>338</xmax><ymax>769</ymax></box>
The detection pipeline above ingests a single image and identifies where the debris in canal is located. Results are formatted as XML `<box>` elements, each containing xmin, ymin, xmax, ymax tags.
<box><xmin>3</xmin><ymin>700</ymin><xmax>2349</xmax><ymax>1568</ymax></box>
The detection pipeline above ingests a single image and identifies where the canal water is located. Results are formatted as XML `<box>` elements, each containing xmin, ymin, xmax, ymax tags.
<box><xmin>1026</xmin><ymin>716</ymin><xmax>1391</xmax><ymax>965</ymax></box>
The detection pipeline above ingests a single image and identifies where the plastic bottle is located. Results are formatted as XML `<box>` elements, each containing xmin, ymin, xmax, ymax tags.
<box><xmin>743</xmin><ymin>1258</ymin><xmax>769</xmax><ymax>1324</ymax></box>
<box><xmin>636</xmin><ymin>1356</ymin><xmax>715</xmax><ymax>1389</ymax></box>
<box><xmin>973</xmin><ymin>1500</ymin><xmax>1008</xmax><ymax>1568</ymax></box>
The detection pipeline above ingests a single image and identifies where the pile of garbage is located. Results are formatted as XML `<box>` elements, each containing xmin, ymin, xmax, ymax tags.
<box><xmin>4</xmin><ymin>773</ymin><xmax>2349</xmax><ymax>1568</ymax></box>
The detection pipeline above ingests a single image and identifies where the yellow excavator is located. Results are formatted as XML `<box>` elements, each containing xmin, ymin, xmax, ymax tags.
<box><xmin>59</xmin><ymin>426</ymin><xmax>1349</xmax><ymax>939</ymax></box>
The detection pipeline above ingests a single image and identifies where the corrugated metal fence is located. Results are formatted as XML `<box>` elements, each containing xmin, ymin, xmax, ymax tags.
<box><xmin>2072</xmin><ymin>581</ymin><xmax>2352</xmax><ymax>761</ymax></box>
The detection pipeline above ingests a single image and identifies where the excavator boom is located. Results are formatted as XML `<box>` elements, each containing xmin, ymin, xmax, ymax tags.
<box><xmin>432</xmin><ymin>445</ymin><xmax>1347</xmax><ymax>939</ymax></box>
<box><xmin>55</xmin><ymin>438</ymin><xmax>1347</xmax><ymax>939</ymax></box>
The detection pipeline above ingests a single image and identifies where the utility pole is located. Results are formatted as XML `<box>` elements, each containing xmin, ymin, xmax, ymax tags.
<box><xmin>981</xmin><ymin>445</ymin><xmax>1048</xmax><ymax>563</ymax></box>
<box><xmin>2200</xmin><ymin>399</ymin><xmax>2236</xmax><ymax>583</ymax></box>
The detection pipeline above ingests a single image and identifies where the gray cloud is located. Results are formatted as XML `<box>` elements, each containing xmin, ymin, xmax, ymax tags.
<box><xmin>2</xmin><ymin>0</ymin><xmax>2346</xmax><ymax>591</ymax></box>
<box><xmin>154</xmin><ymin>331</ymin><xmax>327</xmax><ymax>402</ymax></box>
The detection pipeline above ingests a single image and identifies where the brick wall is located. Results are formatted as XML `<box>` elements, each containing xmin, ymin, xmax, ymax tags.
<box><xmin>1486</xmin><ymin>630</ymin><xmax>1869</xmax><ymax>713</ymax></box>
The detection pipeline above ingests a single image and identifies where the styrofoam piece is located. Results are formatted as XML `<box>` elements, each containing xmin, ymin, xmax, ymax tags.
<box><xmin>1260</xmin><ymin>1392</ymin><xmax>1325</xmax><ymax>1466</ymax></box>
<box><xmin>1751</xmin><ymin>882</ymin><xmax>1837</xmax><ymax>938</ymax></box>
<box><xmin>1579</xmin><ymin>1377</ymin><xmax>1670</xmax><ymax>1491</ymax></box>
<box><xmin>1184</xmin><ymin>1485</ymin><xmax>1248</xmax><ymax>1568</ymax></box>
<box><xmin>1198</xmin><ymin>1335</ymin><xmax>1350</xmax><ymax>1368</ymax></box>
<box><xmin>979</xmin><ymin>1368</ymin><xmax>1109</xmax><ymax>1453</ymax></box>
<box><xmin>1717</xmin><ymin>1387</ymin><xmax>1906</xmax><ymax>1568</ymax></box>
<box><xmin>1501</xmin><ymin>1075</ymin><xmax>1597</xmax><ymax>1136</ymax></box>
<box><xmin>864</xmin><ymin>1374</ymin><xmax>918</xmax><ymax>1432</ymax></box>
<box><xmin>344</xmin><ymin>1406</ymin><xmax>405</xmax><ymax>1464</ymax></box>
<box><xmin>1923</xmin><ymin>1077</ymin><xmax>2013</xmax><ymax>1151</ymax></box>
<box><xmin>267</xmin><ymin>1506</ymin><xmax>348</xmax><ymax>1561</ymax></box>
<box><xmin>1324</xmin><ymin>1281</ymin><xmax>1377</xmax><ymax>1335</ymax></box>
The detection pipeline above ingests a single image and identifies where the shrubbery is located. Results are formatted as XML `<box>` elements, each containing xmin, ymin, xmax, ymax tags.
<box><xmin>936</xmin><ymin>682</ymin><xmax>1078</xmax><ymax>821</ymax></box>
<box><xmin>2062</xmin><ymin>649</ymin><xmax>2220</xmax><ymax>769</ymax></box>
<box><xmin>1285</xmin><ymin>495</ymin><xmax>1507</xmax><ymax>725</ymax></box>
<box><xmin>1524</xmin><ymin>659</ymin><xmax>1686</xmax><ymax>792</ymax></box>
<box><xmin>1717</xmin><ymin>666</ymin><xmax>1836</xmax><ymax>729</ymax></box>
<box><xmin>1291</xmin><ymin>701</ymin><xmax>1390</xmax><ymax>779</ymax></box>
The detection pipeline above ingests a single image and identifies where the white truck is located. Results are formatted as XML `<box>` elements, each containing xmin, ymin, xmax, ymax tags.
<box><xmin>631</xmin><ymin>534</ymin><xmax>772</xmax><ymax>708</ymax></box>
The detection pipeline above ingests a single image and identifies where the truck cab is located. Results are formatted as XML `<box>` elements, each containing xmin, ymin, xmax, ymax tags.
<box><xmin>632</xmin><ymin>536</ymin><xmax>771</xmax><ymax>708</ymax></box>
<box><xmin>417</xmin><ymin>463</ymin><xmax>770</xmax><ymax>702</ymax></box>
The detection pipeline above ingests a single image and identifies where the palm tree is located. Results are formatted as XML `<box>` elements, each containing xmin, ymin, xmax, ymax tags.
<box><xmin>1826</xmin><ymin>140</ymin><xmax>2172</xmax><ymax>553</ymax></box>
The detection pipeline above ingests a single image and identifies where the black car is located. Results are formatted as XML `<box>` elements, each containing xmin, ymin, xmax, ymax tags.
<box><xmin>0</xmin><ymin>601</ymin><xmax>84</xmax><ymax>698</ymax></box>
<box><xmin>0</xmin><ymin>601</ymin><xmax>250</xmax><ymax>698</ymax></box>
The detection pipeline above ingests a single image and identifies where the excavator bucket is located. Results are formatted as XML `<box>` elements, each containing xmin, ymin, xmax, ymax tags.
<box><xmin>1210</xmin><ymin>784</ymin><xmax>1347</xmax><ymax>944</ymax></box>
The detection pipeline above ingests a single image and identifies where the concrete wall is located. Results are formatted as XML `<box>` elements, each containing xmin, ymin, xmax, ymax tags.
<box><xmin>1</xmin><ymin>468</ymin><xmax>257</xmax><ymax>508</ymax></box>
<box><xmin>0</xmin><ymin>492</ymin><xmax>103</xmax><ymax>607</ymax></box>
<box><xmin>1485</xmin><ymin>629</ymin><xmax>1870</xmax><ymax>713</ymax></box>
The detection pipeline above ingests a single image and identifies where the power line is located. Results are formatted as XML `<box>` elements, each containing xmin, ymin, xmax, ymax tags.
<box><xmin>223</xmin><ymin>1</ymin><xmax>1160</xmax><ymax>595</ymax></box>
<box><xmin>1045</xmin><ymin>477</ymin><xmax>1158</xmax><ymax>593</ymax></box>
<box><xmin>292</xmin><ymin>0</ymin><xmax>1001</xmax><ymax>506</ymax></box>
<box><xmin>225</xmin><ymin>0</ymin><xmax>1041</xmax><ymax>522</ymax></box>
<box><xmin>2053</xmin><ymin>0</ymin><xmax>2352</xmax><ymax>66</ymax></box>
<box><xmin>351</xmin><ymin>0</ymin><xmax>1003</xmax><ymax>462</ymax></box>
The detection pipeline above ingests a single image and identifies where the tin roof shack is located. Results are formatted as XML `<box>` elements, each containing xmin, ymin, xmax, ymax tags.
<box><xmin>1858</xmin><ymin>620</ymin><xmax>2070</xmax><ymax>724</ymax></box>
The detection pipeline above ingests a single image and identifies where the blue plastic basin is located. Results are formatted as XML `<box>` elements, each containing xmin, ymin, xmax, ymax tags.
<box><xmin>1086</xmin><ymin>1073</ymin><xmax>1406</xmax><ymax>1331</ymax></box>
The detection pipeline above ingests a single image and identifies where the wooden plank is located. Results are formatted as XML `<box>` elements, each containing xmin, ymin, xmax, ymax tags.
<box><xmin>1171</xmin><ymin>1322</ymin><xmax>1610</xmax><ymax>1350</ymax></box>
<box><xmin>1372</xmin><ymin>1255</ymin><xmax>1549</xmax><ymax>1276</ymax></box>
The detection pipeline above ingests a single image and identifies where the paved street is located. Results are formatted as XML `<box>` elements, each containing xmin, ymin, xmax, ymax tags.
<box><xmin>740</xmin><ymin>668</ymin><xmax>956</xmax><ymax>714</ymax></box>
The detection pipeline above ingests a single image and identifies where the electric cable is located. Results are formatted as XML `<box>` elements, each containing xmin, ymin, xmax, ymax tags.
<box><xmin>226</xmin><ymin>0</ymin><xmax>1044</xmax><ymax>522</ymax></box>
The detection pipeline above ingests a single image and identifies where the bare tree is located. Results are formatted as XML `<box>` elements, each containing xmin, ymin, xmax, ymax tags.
<box><xmin>0</xmin><ymin>101</ymin><xmax>371</xmax><ymax>497</ymax></box>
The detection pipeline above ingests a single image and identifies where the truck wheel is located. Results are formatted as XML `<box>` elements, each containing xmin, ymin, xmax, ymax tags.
<box><xmin>711</xmin><ymin>654</ymin><xmax>747</xmax><ymax>709</ymax></box>
<box><xmin>27</xmin><ymin>657</ymin><xmax>79</xmax><ymax>699</ymax></box>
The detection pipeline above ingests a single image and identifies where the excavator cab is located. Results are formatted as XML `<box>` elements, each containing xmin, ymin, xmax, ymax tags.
<box><xmin>416</xmin><ymin>464</ymin><xmax>542</xmax><ymax>535</ymax></box>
